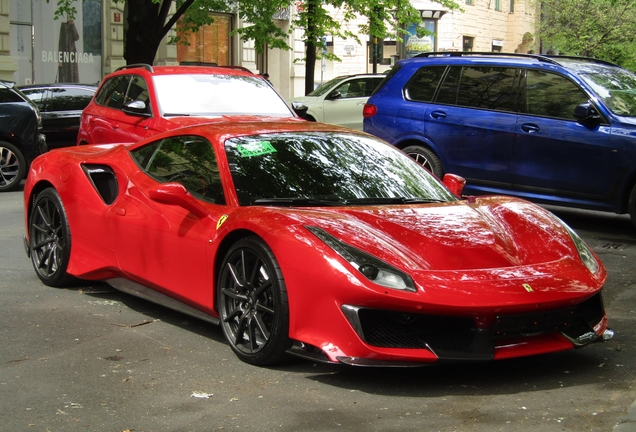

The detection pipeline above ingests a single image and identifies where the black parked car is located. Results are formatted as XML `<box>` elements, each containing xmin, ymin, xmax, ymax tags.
<box><xmin>19</xmin><ymin>83</ymin><xmax>97</xmax><ymax>149</ymax></box>
<box><xmin>0</xmin><ymin>81</ymin><xmax>46</xmax><ymax>192</ymax></box>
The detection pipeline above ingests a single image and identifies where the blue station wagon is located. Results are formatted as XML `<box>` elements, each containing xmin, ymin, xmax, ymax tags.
<box><xmin>363</xmin><ymin>52</ymin><xmax>636</xmax><ymax>227</ymax></box>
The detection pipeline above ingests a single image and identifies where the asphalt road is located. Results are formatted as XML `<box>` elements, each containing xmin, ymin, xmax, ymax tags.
<box><xmin>1</xmin><ymin>187</ymin><xmax>635</xmax><ymax>432</ymax></box>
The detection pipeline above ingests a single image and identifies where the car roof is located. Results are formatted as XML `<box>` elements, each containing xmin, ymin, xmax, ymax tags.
<box><xmin>111</xmin><ymin>63</ymin><xmax>258</xmax><ymax>78</ymax></box>
<box><xmin>127</xmin><ymin>117</ymin><xmax>363</xmax><ymax>151</ymax></box>
<box><xmin>18</xmin><ymin>83</ymin><xmax>98</xmax><ymax>90</ymax></box>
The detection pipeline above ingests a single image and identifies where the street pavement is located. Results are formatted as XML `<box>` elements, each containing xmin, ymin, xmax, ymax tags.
<box><xmin>2</xmin><ymin>187</ymin><xmax>636</xmax><ymax>431</ymax></box>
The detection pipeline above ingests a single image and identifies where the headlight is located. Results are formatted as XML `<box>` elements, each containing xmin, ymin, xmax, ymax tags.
<box><xmin>306</xmin><ymin>226</ymin><xmax>416</xmax><ymax>292</ymax></box>
<box><xmin>549</xmin><ymin>213</ymin><xmax>599</xmax><ymax>274</ymax></box>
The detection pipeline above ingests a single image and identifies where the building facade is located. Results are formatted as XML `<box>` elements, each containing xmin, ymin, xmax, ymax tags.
<box><xmin>5</xmin><ymin>0</ymin><xmax>537</xmax><ymax>100</ymax></box>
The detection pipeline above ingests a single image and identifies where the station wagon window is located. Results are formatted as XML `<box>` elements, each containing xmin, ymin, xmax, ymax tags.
<box><xmin>404</xmin><ymin>66</ymin><xmax>446</xmax><ymax>102</ymax></box>
<box><xmin>49</xmin><ymin>87</ymin><xmax>95</xmax><ymax>111</ymax></box>
<box><xmin>435</xmin><ymin>66</ymin><xmax>518</xmax><ymax>112</ymax></box>
<box><xmin>524</xmin><ymin>70</ymin><xmax>589</xmax><ymax>120</ymax></box>
<box><xmin>130</xmin><ymin>135</ymin><xmax>224</xmax><ymax>204</ymax></box>
<box><xmin>20</xmin><ymin>88</ymin><xmax>48</xmax><ymax>110</ymax></box>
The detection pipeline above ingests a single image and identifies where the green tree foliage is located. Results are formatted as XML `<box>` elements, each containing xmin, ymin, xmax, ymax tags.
<box><xmin>49</xmin><ymin>0</ymin><xmax>460</xmax><ymax>90</ymax></box>
<box><xmin>539</xmin><ymin>0</ymin><xmax>636</xmax><ymax>70</ymax></box>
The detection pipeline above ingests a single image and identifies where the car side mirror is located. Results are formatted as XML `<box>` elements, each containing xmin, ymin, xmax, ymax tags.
<box><xmin>122</xmin><ymin>100</ymin><xmax>151</xmax><ymax>118</ymax></box>
<box><xmin>148</xmin><ymin>182</ymin><xmax>210</xmax><ymax>218</ymax></box>
<box><xmin>291</xmin><ymin>102</ymin><xmax>309</xmax><ymax>119</ymax></box>
<box><xmin>442</xmin><ymin>173</ymin><xmax>466</xmax><ymax>197</ymax></box>
<box><xmin>326</xmin><ymin>91</ymin><xmax>342</xmax><ymax>100</ymax></box>
<box><xmin>573</xmin><ymin>102</ymin><xmax>601</xmax><ymax>124</ymax></box>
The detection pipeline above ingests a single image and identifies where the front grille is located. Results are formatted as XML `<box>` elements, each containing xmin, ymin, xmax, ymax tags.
<box><xmin>357</xmin><ymin>309</ymin><xmax>477</xmax><ymax>350</ymax></box>
<box><xmin>493</xmin><ymin>293</ymin><xmax>605</xmax><ymax>339</ymax></box>
<box><xmin>350</xmin><ymin>293</ymin><xmax>605</xmax><ymax>357</ymax></box>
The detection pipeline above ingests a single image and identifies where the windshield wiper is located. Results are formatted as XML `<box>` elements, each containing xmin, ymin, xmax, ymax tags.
<box><xmin>163</xmin><ymin>113</ymin><xmax>191</xmax><ymax>117</ymax></box>
<box><xmin>343</xmin><ymin>197</ymin><xmax>446</xmax><ymax>205</ymax></box>
<box><xmin>253</xmin><ymin>198</ymin><xmax>342</xmax><ymax>207</ymax></box>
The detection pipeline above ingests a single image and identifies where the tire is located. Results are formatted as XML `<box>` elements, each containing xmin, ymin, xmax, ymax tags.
<box><xmin>0</xmin><ymin>141</ymin><xmax>27</xmax><ymax>192</ymax></box>
<box><xmin>403</xmin><ymin>145</ymin><xmax>444</xmax><ymax>178</ymax></box>
<box><xmin>629</xmin><ymin>184</ymin><xmax>636</xmax><ymax>229</ymax></box>
<box><xmin>217</xmin><ymin>236</ymin><xmax>292</xmax><ymax>365</ymax></box>
<box><xmin>29</xmin><ymin>188</ymin><xmax>74</xmax><ymax>287</ymax></box>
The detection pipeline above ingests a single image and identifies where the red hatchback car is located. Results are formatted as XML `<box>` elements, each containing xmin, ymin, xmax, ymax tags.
<box><xmin>77</xmin><ymin>64</ymin><xmax>297</xmax><ymax>145</ymax></box>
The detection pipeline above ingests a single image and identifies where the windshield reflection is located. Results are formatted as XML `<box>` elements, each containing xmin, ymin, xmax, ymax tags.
<box><xmin>152</xmin><ymin>74</ymin><xmax>293</xmax><ymax>117</ymax></box>
<box><xmin>576</xmin><ymin>65</ymin><xmax>636</xmax><ymax>116</ymax></box>
<box><xmin>225</xmin><ymin>132</ymin><xmax>457</xmax><ymax>206</ymax></box>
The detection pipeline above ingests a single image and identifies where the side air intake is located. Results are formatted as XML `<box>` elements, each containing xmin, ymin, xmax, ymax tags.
<box><xmin>82</xmin><ymin>164</ymin><xmax>119</xmax><ymax>205</ymax></box>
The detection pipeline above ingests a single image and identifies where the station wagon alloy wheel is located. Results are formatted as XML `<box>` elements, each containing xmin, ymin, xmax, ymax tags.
<box><xmin>218</xmin><ymin>237</ymin><xmax>291</xmax><ymax>365</ymax></box>
<box><xmin>0</xmin><ymin>141</ymin><xmax>26</xmax><ymax>192</ymax></box>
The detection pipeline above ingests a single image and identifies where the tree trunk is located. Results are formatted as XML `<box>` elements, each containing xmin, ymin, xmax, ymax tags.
<box><xmin>304</xmin><ymin>0</ymin><xmax>317</xmax><ymax>95</ymax></box>
<box><xmin>124</xmin><ymin>0</ymin><xmax>164</xmax><ymax>65</ymax></box>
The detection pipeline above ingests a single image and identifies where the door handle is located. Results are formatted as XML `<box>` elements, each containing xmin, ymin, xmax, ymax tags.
<box><xmin>521</xmin><ymin>123</ymin><xmax>540</xmax><ymax>133</ymax></box>
<box><xmin>430</xmin><ymin>110</ymin><xmax>447</xmax><ymax>119</ymax></box>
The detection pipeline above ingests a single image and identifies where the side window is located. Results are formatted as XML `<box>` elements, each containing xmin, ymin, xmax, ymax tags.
<box><xmin>524</xmin><ymin>70</ymin><xmax>589</xmax><ymax>120</ymax></box>
<box><xmin>405</xmin><ymin>66</ymin><xmax>446</xmax><ymax>102</ymax></box>
<box><xmin>0</xmin><ymin>87</ymin><xmax>27</xmax><ymax>103</ymax></box>
<box><xmin>436</xmin><ymin>66</ymin><xmax>518</xmax><ymax>112</ymax></box>
<box><xmin>95</xmin><ymin>76</ymin><xmax>131</xmax><ymax>109</ymax></box>
<box><xmin>125</xmin><ymin>76</ymin><xmax>150</xmax><ymax>111</ymax></box>
<box><xmin>333</xmin><ymin>79</ymin><xmax>367</xmax><ymax>99</ymax></box>
<box><xmin>130</xmin><ymin>135</ymin><xmax>224</xmax><ymax>204</ymax></box>
<box><xmin>368</xmin><ymin>78</ymin><xmax>384</xmax><ymax>95</ymax></box>
<box><xmin>49</xmin><ymin>88</ymin><xmax>95</xmax><ymax>111</ymax></box>
<box><xmin>21</xmin><ymin>88</ymin><xmax>48</xmax><ymax>111</ymax></box>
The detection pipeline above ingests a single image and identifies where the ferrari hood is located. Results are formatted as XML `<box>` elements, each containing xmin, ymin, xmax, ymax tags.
<box><xmin>282</xmin><ymin>197</ymin><xmax>583</xmax><ymax>272</ymax></box>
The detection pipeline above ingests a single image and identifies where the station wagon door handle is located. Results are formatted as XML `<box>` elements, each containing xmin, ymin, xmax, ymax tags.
<box><xmin>521</xmin><ymin>123</ymin><xmax>540</xmax><ymax>133</ymax></box>
<box><xmin>430</xmin><ymin>110</ymin><xmax>447</xmax><ymax>119</ymax></box>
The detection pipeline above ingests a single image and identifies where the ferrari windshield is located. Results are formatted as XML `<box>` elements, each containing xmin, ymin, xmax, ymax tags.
<box><xmin>153</xmin><ymin>74</ymin><xmax>294</xmax><ymax>117</ymax></box>
<box><xmin>225</xmin><ymin>132</ymin><xmax>458</xmax><ymax>206</ymax></box>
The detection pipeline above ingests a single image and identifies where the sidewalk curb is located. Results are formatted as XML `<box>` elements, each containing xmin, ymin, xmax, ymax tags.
<box><xmin>614</xmin><ymin>400</ymin><xmax>636</xmax><ymax>432</ymax></box>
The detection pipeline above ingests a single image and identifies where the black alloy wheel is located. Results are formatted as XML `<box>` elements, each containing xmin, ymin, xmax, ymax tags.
<box><xmin>217</xmin><ymin>236</ymin><xmax>291</xmax><ymax>365</ymax></box>
<box><xmin>0</xmin><ymin>141</ymin><xmax>26</xmax><ymax>192</ymax></box>
<box><xmin>403</xmin><ymin>145</ymin><xmax>444</xmax><ymax>178</ymax></box>
<box><xmin>29</xmin><ymin>188</ymin><xmax>73</xmax><ymax>286</ymax></box>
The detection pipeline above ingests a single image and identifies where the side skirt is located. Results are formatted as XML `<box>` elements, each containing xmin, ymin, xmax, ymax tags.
<box><xmin>106</xmin><ymin>277</ymin><xmax>220</xmax><ymax>325</ymax></box>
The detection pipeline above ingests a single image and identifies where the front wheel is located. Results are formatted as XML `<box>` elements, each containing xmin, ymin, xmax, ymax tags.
<box><xmin>217</xmin><ymin>237</ymin><xmax>292</xmax><ymax>365</ymax></box>
<box><xmin>403</xmin><ymin>145</ymin><xmax>444</xmax><ymax>178</ymax></box>
<box><xmin>0</xmin><ymin>141</ymin><xmax>27</xmax><ymax>192</ymax></box>
<box><xmin>29</xmin><ymin>188</ymin><xmax>73</xmax><ymax>286</ymax></box>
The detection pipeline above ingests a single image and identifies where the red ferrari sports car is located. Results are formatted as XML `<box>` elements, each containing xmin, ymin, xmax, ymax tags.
<box><xmin>23</xmin><ymin>119</ymin><xmax>613</xmax><ymax>366</ymax></box>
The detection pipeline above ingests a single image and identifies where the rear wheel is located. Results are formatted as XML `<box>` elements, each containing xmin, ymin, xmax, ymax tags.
<box><xmin>217</xmin><ymin>237</ymin><xmax>292</xmax><ymax>365</ymax></box>
<box><xmin>0</xmin><ymin>141</ymin><xmax>26</xmax><ymax>192</ymax></box>
<box><xmin>29</xmin><ymin>188</ymin><xmax>73</xmax><ymax>286</ymax></box>
<box><xmin>403</xmin><ymin>145</ymin><xmax>444</xmax><ymax>178</ymax></box>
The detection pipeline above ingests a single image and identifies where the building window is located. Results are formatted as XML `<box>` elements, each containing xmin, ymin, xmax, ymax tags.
<box><xmin>510</xmin><ymin>0</ymin><xmax>515</xmax><ymax>12</ymax></box>
<box><xmin>177</xmin><ymin>14</ymin><xmax>231</xmax><ymax>66</ymax></box>
<box><xmin>495</xmin><ymin>0</ymin><xmax>501</xmax><ymax>10</ymax></box>
<box><xmin>466</xmin><ymin>0</ymin><xmax>474</xmax><ymax>4</ymax></box>
<box><xmin>463</xmin><ymin>36</ymin><xmax>474</xmax><ymax>52</ymax></box>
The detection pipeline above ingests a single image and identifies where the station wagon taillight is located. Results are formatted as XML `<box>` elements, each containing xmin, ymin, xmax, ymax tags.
<box><xmin>362</xmin><ymin>103</ymin><xmax>377</xmax><ymax>118</ymax></box>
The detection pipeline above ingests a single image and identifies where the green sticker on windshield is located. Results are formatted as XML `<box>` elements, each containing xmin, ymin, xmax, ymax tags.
<box><xmin>236</xmin><ymin>141</ymin><xmax>277</xmax><ymax>157</ymax></box>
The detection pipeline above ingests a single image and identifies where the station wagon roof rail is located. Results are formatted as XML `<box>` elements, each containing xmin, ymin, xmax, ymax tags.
<box><xmin>115</xmin><ymin>63</ymin><xmax>155</xmax><ymax>73</ymax></box>
<box><xmin>413</xmin><ymin>51</ymin><xmax>621</xmax><ymax>68</ymax></box>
